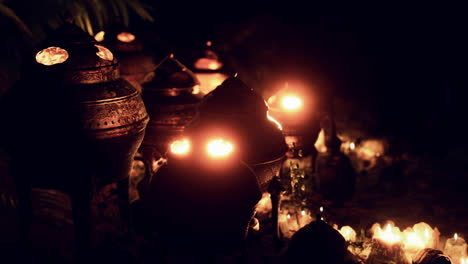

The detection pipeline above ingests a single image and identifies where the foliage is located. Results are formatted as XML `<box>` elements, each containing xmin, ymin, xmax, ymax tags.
<box><xmin>0</xmin><ymin>0</ymin><xmax>153</xmax><ymax>97</ymax></box>
<box><xmin>4</xmin><ymin>0</ymin><xmax>153</xmax><ymax>37</ymax></box>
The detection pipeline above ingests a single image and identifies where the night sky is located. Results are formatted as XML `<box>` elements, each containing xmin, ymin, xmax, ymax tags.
<box><xmin>141</xmin><ymin>2</ymin><xmax>467</xmax><ymax>159</ymax></box>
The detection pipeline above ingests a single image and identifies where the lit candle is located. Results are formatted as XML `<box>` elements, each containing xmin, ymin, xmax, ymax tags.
<box><xmin>298</xmin><ymin>209</ymin><xmax>313</xmax><ymax>227</ymax></box>
<box><xmin>339</xmin><ymin>226</ymin><xmax>357</xmax><ymax>242</ymax></box>
<box><xmin>367</xmin><ymin>223</ymin><xmax>409</xmax><ymax>264</ymax></box>
<box><xmin>444</xmin><ymin>233</ymin><xmax>467</xmax><ymax>264</ymax></box>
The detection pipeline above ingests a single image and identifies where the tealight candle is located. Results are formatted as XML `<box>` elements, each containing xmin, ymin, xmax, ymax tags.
<box><xmin>444</xmin><ymin>233</ymin><xmax>467</xmax><ymax>264</ymax></box>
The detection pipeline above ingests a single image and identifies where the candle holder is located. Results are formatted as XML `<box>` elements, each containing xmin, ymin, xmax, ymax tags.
<box><xmin>11</xmin><ymin>22</ymin><xmax>148</xmax><ymax>260</ymax></box>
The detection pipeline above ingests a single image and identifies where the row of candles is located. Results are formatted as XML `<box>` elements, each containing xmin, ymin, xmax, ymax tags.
<box><xmin>255</xmin><ymin>194</ymin><xmax>467</xmax><ymax>263</ymax></box>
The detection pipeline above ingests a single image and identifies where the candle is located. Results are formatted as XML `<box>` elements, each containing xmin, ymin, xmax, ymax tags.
<box><xmin>339</xmin><ymin>226</ymin><xmax>357</xmax><ymax>242</ymax></box>
<box><xmin>298</xmin><ymin>209</ymin><xmax>313</xmax><ymax>227</ymax></box>
<box><xmin>444</xmin><ymin>233</ymin><xmax>467</xmax><ymax>264</ymax></box>
<box><xmin>367</xmin><ymin>223</ymin><xmax>409</xmax><ymax>264</ymax></box>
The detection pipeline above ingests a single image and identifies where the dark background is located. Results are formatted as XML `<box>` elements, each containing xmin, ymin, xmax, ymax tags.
<box><xmin>144</xmin><ymin>1</ymin><xmax>467</xmax><ymax>152</ymax></box>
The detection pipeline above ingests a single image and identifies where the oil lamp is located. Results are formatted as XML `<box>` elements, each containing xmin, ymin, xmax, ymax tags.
<box><xmin>191</xmin><ymin>41</ymin><xmax>230</xmax><ymax>96</ymax></box>
<box><xmin>137</xmin><ymin>54</ymin><xmax>201</xmax><ymax>189</ymax></box>
<box><xmin>96</xmin><ymin>24</ymin><xmax>156</xmax><ymax>91</ymax></box>
<box><xmin>142</xmin><ymin>77</ymin><xmax>287</xmax><ymax>255</ymax></box>
<box><xmin>8</xmin><ymin>23</ymin><xmax>148</xmax><ymax>259</ymax></box>
<box><xmin>267</xmin><ymin>82</ymin><xmax>323</xmax><ymax>157</ymax></box>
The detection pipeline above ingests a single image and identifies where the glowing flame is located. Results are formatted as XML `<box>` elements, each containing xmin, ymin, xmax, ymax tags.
<box><xmin>301</xmin><ymin>210</ymin><xmax>306</xmax><ymax>216</ymax></box>
<box><xmin>170</xmin><ymin>139</ymin><xmax>191</xmax><ymax>155</ymax></box>
<box><xmin>267</xmin><ymin>111</ymin><xmax>283</xmax><ymax>130</ymax></box>
<box><xmin>95</xmin><ymin>45</ymin><xmax>114</xmax><ymax>61</ymax></box>
<box><xmin>94</xmin><ymin>31</ymin><xmax>105</xmax><ymax>42</ymax></box>
<box><xmin>195</xmin><ymin>72</ymin><xmax>227</xmax><ymax>94</ymax></box>
<box><xmin>350</xmin><ymin>142</ymin><xmax>356</xmax><ymax>150</ymax></box>
<box><xmin>207</xmin><ymin>139</ymin><xmax>233</xmax><ymax>158</ymax></box>
<box><xmin>281</xmin><ymin>95</ymin><xmax>302</xmax><ymax>111</ymax></box>
<box><xmin>251</xmin><ymin>217</ymin><xmax>260</xmax><ymax>231</ymax></box>
<box><xmin>194</xmin><ymin>58</ymin><xmax>223</xmax><ymax>70</ymax></box>
<box><xmin>117</xmin><ymin>32</ymin><xmax>136</xmax><ymax>43</ymax></box>
<box><xmin>287</xmin><ymin>214</ymin><xmax>291</xmax><ymax>219</ymax></box>
<box><xmin>35</xmin><ymin>47</ymin><xmax>69</xmax><ymax>66</ymax></box>
<box><xmin>372</xmin><ymin>223</ymin><xmax>403</xmax><ymax>244</ymax></box>
<box><xmin>339</xmin><ymin>226</ymin><xmax>357</xmax><ymax>242</ymax></box>
<box><xmin>455</xmin><ymin>233</ymin><xmax>458</xmax><ymax>242</ymax></box>
<box><xmin>320</xmin><ymin>206</ymin><xmax>323</xmax><ymax>213</ymax></box>
<box><xmin>255</xmin><ymin>193</ymin><xmax>272</xmax><ymax>215</ymax></box>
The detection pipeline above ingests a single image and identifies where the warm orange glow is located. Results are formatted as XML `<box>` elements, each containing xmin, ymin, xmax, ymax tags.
<box><xmin>455</xmin><ymin>233</ymin><xmax>459</xmax><ymax>242</ymax></box>
<box><xmin>35</xmin><ymin>47</ymin><xmax>69</xmax><ymax>66</ymax></box>
<box><xmin>461</xmin><ymin>258</ymin><xmax>468</xmax><ymax>264</ymax></box>
<box><xmin>281</xmin><ymin>95</ymin><xmax>302</xmax><ymax>111</ymax></box>
<box><xmin>195</xmin><ymin>72</ymin><xmax>228</xmax><ymax>94</ymax></box>
<box><xmin>372</xmin><ymin>223</ymin><xmax>403</xmax><ymax>244</ymax></box>
<box><xmin>255</xmin><ymin>193</ymin><xmax>272</xmax><ymax>215</ymax></box>
<box><xmin>339</xmin><ymin>226</ymin><xmax>357</xmax><ymax>242</ymax></box>
<box><xmin>192</xmin><ymin>84</ymin><xmax>201</xmax><ymax>95</ymax></box>
<box><xmin>194</xmin><ymin>58</ymin><xmax>223</xmax><ymax>70</ymax></box>
<box><xmin>356</xmin><ymin>139</ymin><xmax>385</xmax><ymax>159</ymax></box>
<box><xmin>349</xmin><ymin>142</ymin><xmax>356</xmax><ymax>150</ymax></box>
<box><xmin>320</xmin><ymin>206</ymin><xmax>323</xmax><ymax>213</ymax></box>
<box><xmin>207</xmin><ymin>139</ymin><xmax>233</xmax><ymax>158</ymax></box>
<box><xmin>170</xmin><ymin>139</ymin><xmax>191</xmax><ymax>155</ymax></box>
<box><xmin>95</xmin><ymin>45</ymin><xmax>114</xmax><ymax>61</ymax></box>
<box><xmin>94</xmin><ymin>31</ymin><xmax>105</xmax><ymax>42</ymax></box>
<box><xmin>267</xmin><ymin>111</ymin><xmax>283</xmax><ymax>130</ymax></box>
<box><xmin>314</xmin><ymin>129</ymin><xmax>327</xmax><ymax>153</ymax></box>
<box><xmin>117</xmin><ymin>32</ymin><xmax>136</xmax><ymax>43</ymax></box>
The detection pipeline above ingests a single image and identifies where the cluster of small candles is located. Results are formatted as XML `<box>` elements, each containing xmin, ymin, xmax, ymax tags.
<box><xmin>337</xmin><ymin>222</ymin><xmax>467</xmax><ymax>263</ymax></box>
<box><xmin>255</xmin><ymin>196</ymin><xmax>466</xmax><ymax>263</ymax></box>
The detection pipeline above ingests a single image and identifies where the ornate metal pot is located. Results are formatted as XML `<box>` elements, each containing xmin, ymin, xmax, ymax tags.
<box><xmin>143</xmin><ymin>77</ymin><xmax>287</xmax><ymax>255</ymax></box>
<box><xmin>138</xmin><ymin>54</ymin><xmax>200</xmax><ymax>180</ymax></box>
<box><xmin>12</xmin><ymin>23</ymin><xmax>148</xmax><ymax>260</ymax></box>
<box><xmin>97</xmin><ymin>25</ymin><xmax>156</xmax><ymax>91</ymax></box>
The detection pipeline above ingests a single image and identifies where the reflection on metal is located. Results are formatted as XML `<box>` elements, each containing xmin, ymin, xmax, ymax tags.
<box><xmin>94</xmin><ymin>31</ymin><xmax>105</xmax><ymax>42</ymax></box>
<box><xmin>117</xmin><ymin>32</ymin><xmax>136</xmax><ymax>43</ymax></box>
<box><xmin>35</xmin><ymin>47</ymin><xmax>69</xmax><ymax>66</ymax></box>
<box><xmin>95</xmin><ymin>44</ymin><xmax>114</xmax><ymax>61</ymax></box>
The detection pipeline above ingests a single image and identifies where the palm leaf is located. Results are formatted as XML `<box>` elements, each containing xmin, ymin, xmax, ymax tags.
<box><xmin>0</xmin><ymin>3</ymin><xmax>33</xmax><ymax>38</ymax></box>
<box><xmin>126</xmin><ymin>0</ymin><xmax>154</xmax><ymax>22</ymax></box>
<box><xmin>115</xmin><ymin>0</ymin><xmax>130</xmax><ymax>26</ymax></box>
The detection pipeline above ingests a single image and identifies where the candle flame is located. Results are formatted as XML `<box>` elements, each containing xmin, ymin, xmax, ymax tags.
<box><xmin>320</xmin><ymin>206</ymin><xmax>323</xmax><ymax>213</ymax></box>
<box><xmin>454</xmin><ymin>233</ymin><xmax>458</xmax><ymax>241</ymax></box>
<box><xmin>301</xmin><ymin>210</ymin><xmax>306</xmax><ymax>216</ymax></box>
<box><xmin>287</xmin><ymin>214</ymin><xmax>291</xmax><ymax>220</ymax></box>
<box><xmin>349</xmin><ymin>142</ymin><xmax>356</xmax><ymax>150</ymax></box>
<box><xmin>281</xmin><ymin>95</ymin><xmax>302</xmax><ymax>111</ymax></box>
<box><xmin>372</xmin><ymin>223</ymin><xmax>402</xmax><ymax>244</ymax></box>
<box><xmin>207</xmin><ymin>138</ymin><xmax>234</xmax><ymax>158</ymax></box>
<box><xmin>339</xmin><ymin>226</ymin><xmax>357</xmax><ymax>242</ymax></box>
